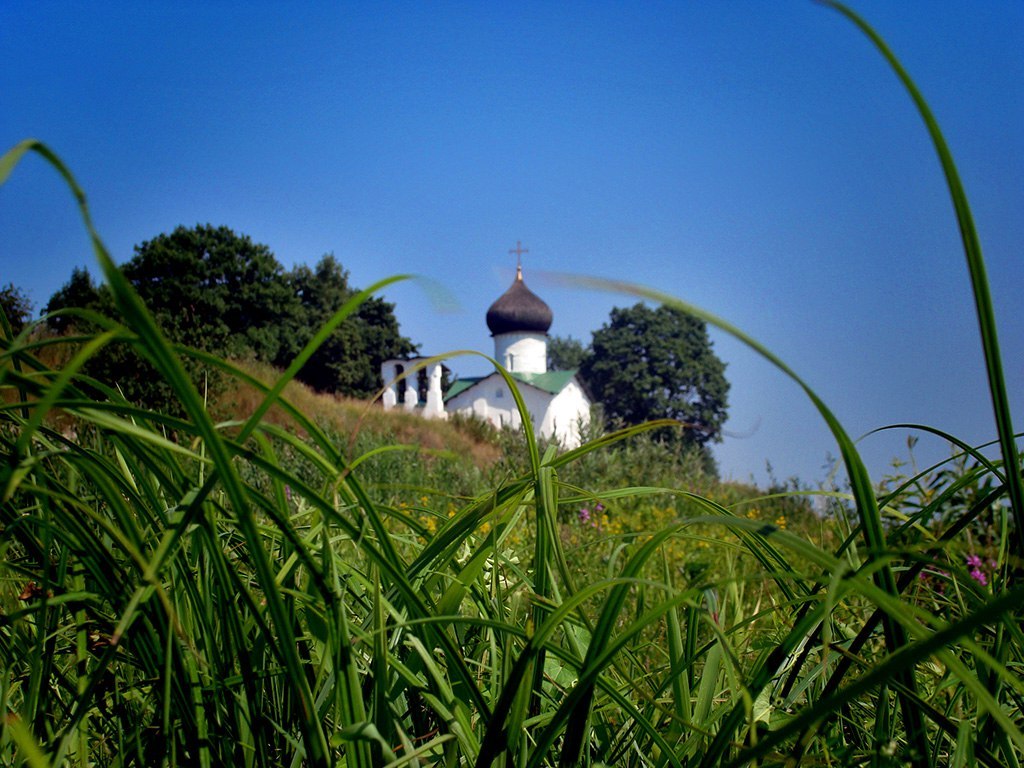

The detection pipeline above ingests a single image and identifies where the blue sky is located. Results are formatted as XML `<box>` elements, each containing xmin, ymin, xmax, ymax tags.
<box><xmin>2</xmin><ymin>1</ymin><xmax>1022</xmax><ymax>488</ymax></box>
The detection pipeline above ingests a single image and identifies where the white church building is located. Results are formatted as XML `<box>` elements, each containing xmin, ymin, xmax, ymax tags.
<box><xmin>380</xmin><ymin>255</ymin><xmax>591</xmax><ymax>448</ymax></box>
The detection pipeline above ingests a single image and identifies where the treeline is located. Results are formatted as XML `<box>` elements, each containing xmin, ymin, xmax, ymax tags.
<box><xmin>19</xmin><ymin>224</ymin><xmax>416</xmax><ymax>408</ymax></box>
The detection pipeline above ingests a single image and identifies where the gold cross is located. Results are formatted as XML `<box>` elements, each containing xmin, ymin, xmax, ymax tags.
<box><xmin>508</xmin><ymin>240</ymin><xmax>529</xmax><ymax>269</ymax></box>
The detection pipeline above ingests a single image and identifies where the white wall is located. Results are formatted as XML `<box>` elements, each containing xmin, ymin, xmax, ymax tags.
<box><xmin>379</xmin><ymin>358</ymin><xmax>446</xmax><ymax>419</ymax></box>
<box><xmin>543</xmin><ymin>379</ymin><xmax>591</xmax><ymax>448</ymax></box>
<box><xmin>493</xmin><ymin>333</ymin><xmax>547</xmax><ymax>374</ymax></box>
<box><xmin>445</xmin><ymin>373</ymin><xmax>591</xmax><ymax>448</ymax></box>
<box><xmin>446</xmin><ymin>373</ymin><xmax>525</xmax><ymax>431</ymax></box>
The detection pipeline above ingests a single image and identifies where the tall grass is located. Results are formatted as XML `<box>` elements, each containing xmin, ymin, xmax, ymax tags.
<box><xmin>2</xmin><ymin>3</ymin><xmax>1021</xmax><ymax>766</ymax></box>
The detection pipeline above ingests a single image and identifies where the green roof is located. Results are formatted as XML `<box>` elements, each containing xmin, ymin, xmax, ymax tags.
<box><xmin>444</xmin><ymin>377</ymin><xmax>483</xmax><ymax>401</ymax></box>
<box><xmin>444</xmin><ymin>369</ymin><xmax>578</xmax><ymax>402</ymax></box>
<box><xmin>512</xmin><ymin>369</ymin><xmax>577</xmax><ymax>394</ymax></box>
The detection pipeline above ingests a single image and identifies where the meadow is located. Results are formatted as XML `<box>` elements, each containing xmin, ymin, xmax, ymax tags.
<box><xmin>1</xmin><ymin>4</ymin><xmax>1022</xmax><ymax>766</ymax></box>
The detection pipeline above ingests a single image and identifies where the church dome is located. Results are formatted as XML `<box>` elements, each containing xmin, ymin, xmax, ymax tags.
<box><xmin>486</xmin><ymin>266</ymin><xmax>553</xmax><ymax>336</ymax></box>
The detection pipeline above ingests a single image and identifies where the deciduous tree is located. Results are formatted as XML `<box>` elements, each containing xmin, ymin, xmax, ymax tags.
<box><xmin>0</xmin><ymin>283</ymin><xmax>33</xmax><ymax>335</ymax></box>
<box><xmin>287</xmin><ymin>254</ymin><xmax>416</xmax><ymax>397</ymax></box>
<box><xmin>579</xmin><ymin>303</ymin><xmax>728</xmax><ymax>447</ymax></box>
<box><xmin>547</xmin><ymin>334</ymin><xmax>587</xmax><ymax>371</ymax></box>
<box><xmin>43</xmin><ymin>267</ymin><xmax>106</xmax><ymax>333</ymax></box>
<box><xmin>123</xmin><ymin>224</ymin><xmax>300</xmax><ymax>362</ymax></box>
<box><xmin>45</xmin><ymin>226</ymin><xmax>416</xmax><ymax>408</ymax></box>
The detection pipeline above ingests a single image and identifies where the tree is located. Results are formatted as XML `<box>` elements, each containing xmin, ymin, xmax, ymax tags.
<box><xmin>287</xmin><ymin>255</ymin><xmax>416</xmax><ymax>397</ymax></box>
<box><xmin>45</xmin><ymin>229</ymin><xmax>417</xmax><ymax>407</ymax></box>
<box><xmin>43</xmin><ymin>267</ymin><xmax>105</xmax><ymax>333</ymax></box>
<box><xmin>578</xmin><ymin>303</ymin><xmax>728</xmax><ymax>447</ymax></box>
<box><xmin>0</xmin><ymin>283</ymin><xmax>33</xmax><ymax>336</ymax></box>
<box><xmin>547</xmin><ymin>334</ymin><xmax>587</xmax><ymax>371</ymax></box>
<box><xmin>43</xmin><ymin>226</ymin><xmax>304</xmax><ymax>410</ymax></box>
<box><xmin>122</xmin><ymin>224</ymin><xmax>301</xmax><ymax>362</ymax></box>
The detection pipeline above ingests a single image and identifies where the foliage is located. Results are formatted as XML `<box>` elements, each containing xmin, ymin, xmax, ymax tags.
<box><xmin>0</xmin><ymin>282</ymin><xmax>33</xmax><ymax>335</ymax></box>
<box><xmin>579</xmin><ymin>302</ymin><xmax>729</xmax><ymax>447</ymax></box>
<box><xmin>5</xmin><ymin>257</ymin><xmax>1022</xmax><ymax>766</ymax></box>
<box><xmin>547</xmin><ymin>334</ymin><xmax>587</xmax><ymax>371</ymax></box>
<box><xmin>42</xmin><ymin>266</ymin><xmax>104</xmax><ymax>333</ymax></box>
<box><xmin>0</xmin><ymin>284</ymin><xmax>32</xmax><ymax>335</ymax></box>
<box><xmin>290</xmin><ymin>255</ymin><xmax>417</xmax><ymax>396</ymax></box>
<box><xmin>123</xmin><ymin>224</ymin><xmax>301</xmax><ymax>361</ymax></box>
<box><xmin>3</xmin><ymin>4</ymin><xmax>1023</xmax><ymax>766</ymax></box>
<box><xmin>43</xmin><ymin>228</ymin><xmax>416</xmax><ymax>406</ymax></box>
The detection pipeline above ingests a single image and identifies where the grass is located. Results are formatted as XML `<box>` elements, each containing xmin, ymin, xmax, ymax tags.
<box><xmin>1</xmin><ymin>3</ymin><xmax>1022</xmax><ymax>766</ymax></box>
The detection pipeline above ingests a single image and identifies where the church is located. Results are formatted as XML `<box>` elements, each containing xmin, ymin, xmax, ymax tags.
<box><xmin>380</xmin><ymin>246</ymin><xmax>592</xmax><ymax>448</ymax></box>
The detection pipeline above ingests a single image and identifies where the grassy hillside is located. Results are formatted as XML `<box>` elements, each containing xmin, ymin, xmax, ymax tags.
<box><xmin>3</xmin><ymin>5</ymin><xmax>1022</xmax><ymax>764</ymax></box>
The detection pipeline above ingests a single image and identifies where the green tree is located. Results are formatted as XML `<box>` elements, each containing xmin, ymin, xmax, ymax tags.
<box><xmin>579</xmin><ymin>303</ymin><xmax>728</xmax><ymax>447</ymax></box>
<box><xmin>288</xmin><ymin>255</ymin><xmax>416</xmax><ymax>397</ymax></box>
<box><xmin>43</xmin><ymin>267</ymin><xmax>106</xmax><ymax>333</ymax></box>
<box><xmin>44</xmin><ymin>226</ymin><xmax>303</xmax><ymax>410</ymax></box>
<box><xmin>0</xmin><ymin>283</ymin><xmax>33</xmax><ymax>336</ymax></box>
<box><xmin>122</xmin><ymin>224</ymin><xmax>301</xmax><ymax>362</ymax></box>
<box><xmin>547</xmin><ymin>334</ymin><xmax>587</xmax><ymax>371</ymax></box>
<box><xmin>45</xmin><ymin>227</ymin><xmax>416</xmax><ymax>407</ymax></box>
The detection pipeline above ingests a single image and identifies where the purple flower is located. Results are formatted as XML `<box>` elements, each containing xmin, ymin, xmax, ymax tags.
<box><xmin>285</xmin><ymin>485</ymin><xmax>292</xmax><ymax>503</ymax></box>
<box><xmin>966</xmin><ymin>554</ymin><xmax>983</xmax><ymax>568</ymax></box>
<box><xmin>970</xmin><ymin>568</ymin><xmax>988</xmax><ymax>587</ymax></box>
<box><xmin>578</xmin><ymin>507</ymin><xmax>591</xmax><ymax>524</ymax></box>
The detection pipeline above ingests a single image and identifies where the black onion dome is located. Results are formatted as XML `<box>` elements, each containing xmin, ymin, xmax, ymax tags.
<box><xmin>486</xmin><ymin>267</ymin><xmax>553</xmax><ymax>335</ymax></box>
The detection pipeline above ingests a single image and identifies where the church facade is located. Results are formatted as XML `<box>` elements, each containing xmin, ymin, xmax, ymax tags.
<box><xmin>380</xmin><ymin>255</ymin><xmax>591</xmax><ymax>448</ymax></box>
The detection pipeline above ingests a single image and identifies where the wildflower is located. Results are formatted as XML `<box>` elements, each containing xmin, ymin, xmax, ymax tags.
<box><xmin>970</xmin><ymin>568</ymin><xmax>988</xmax><ymax>587</ymax></box>
<box><xmin>966</xmin><ymin>554</ymin><xmax>982</xmax><ymax>568</ymax></box>
<box><xmin>775</xmin><ymin>515</ymin><xmax>787</xmax><ymax>529</ymax></box>
<box><xmin>578</xmin><ymin>507</ymin><xmax>591</xmax><ymax>524</ymax></box>
<box><xmin>284</xmin><ymin>484</ymin><xmax>292</xmax><ymax>503</ymax></box>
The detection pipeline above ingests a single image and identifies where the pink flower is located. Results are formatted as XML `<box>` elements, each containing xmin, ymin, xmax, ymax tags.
<box><xmin>966</xmin><ymin>554</ymin><xmax>982</xmax><ymax>568</ymax></box>
<box><xmin>578</xmin><ymin>507</ymin><xmax>591</xmax><ymax>524</ymax></box>
<box><xmin>970</xmin><ymin>568</ymin><xmax>988</xmax><ymax>587</ymax></box>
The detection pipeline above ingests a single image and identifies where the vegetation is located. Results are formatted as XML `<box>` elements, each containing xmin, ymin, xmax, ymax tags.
<box><xmin>0</xmin><ymin>283</ymin><xmax>32</xmax><ymax>336</ymax></box>
<box><xmin>43</xmin><ymin>226</ymin><xmax>416</xmax><ymax>406</ymax></box>
<box><xmin>579</xmin><ymin>303</ymin><xmax>729</xmax><ymax>448</ymax></box>
<box><xmin>547</xmin><ymin>335</ymin><xmax>587</xmax><ymax>372</ymax></box>
<box><xmin>2</xmin><ymin>4</ymin><xmax>1022</xmax><ymax>767</ymax></box>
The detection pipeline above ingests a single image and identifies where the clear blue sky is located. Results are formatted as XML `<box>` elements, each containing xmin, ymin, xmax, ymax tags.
<box><xmin>2</xmin><ymin>2</ymin><xmax>1021</xmax><ymax>489</ymax></box>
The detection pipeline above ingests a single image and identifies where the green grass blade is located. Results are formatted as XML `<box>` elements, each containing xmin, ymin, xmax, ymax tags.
<box><xmin>821</xmin><ymin>0</ymin><xmax>1023</xmax><ymax>555</ymax></box>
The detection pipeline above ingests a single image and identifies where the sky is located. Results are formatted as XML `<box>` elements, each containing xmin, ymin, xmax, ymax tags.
<box><xmin>2</xmin><ymin>1</ymin><xmax>1022</xmax><ymax>489</ymax></box>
